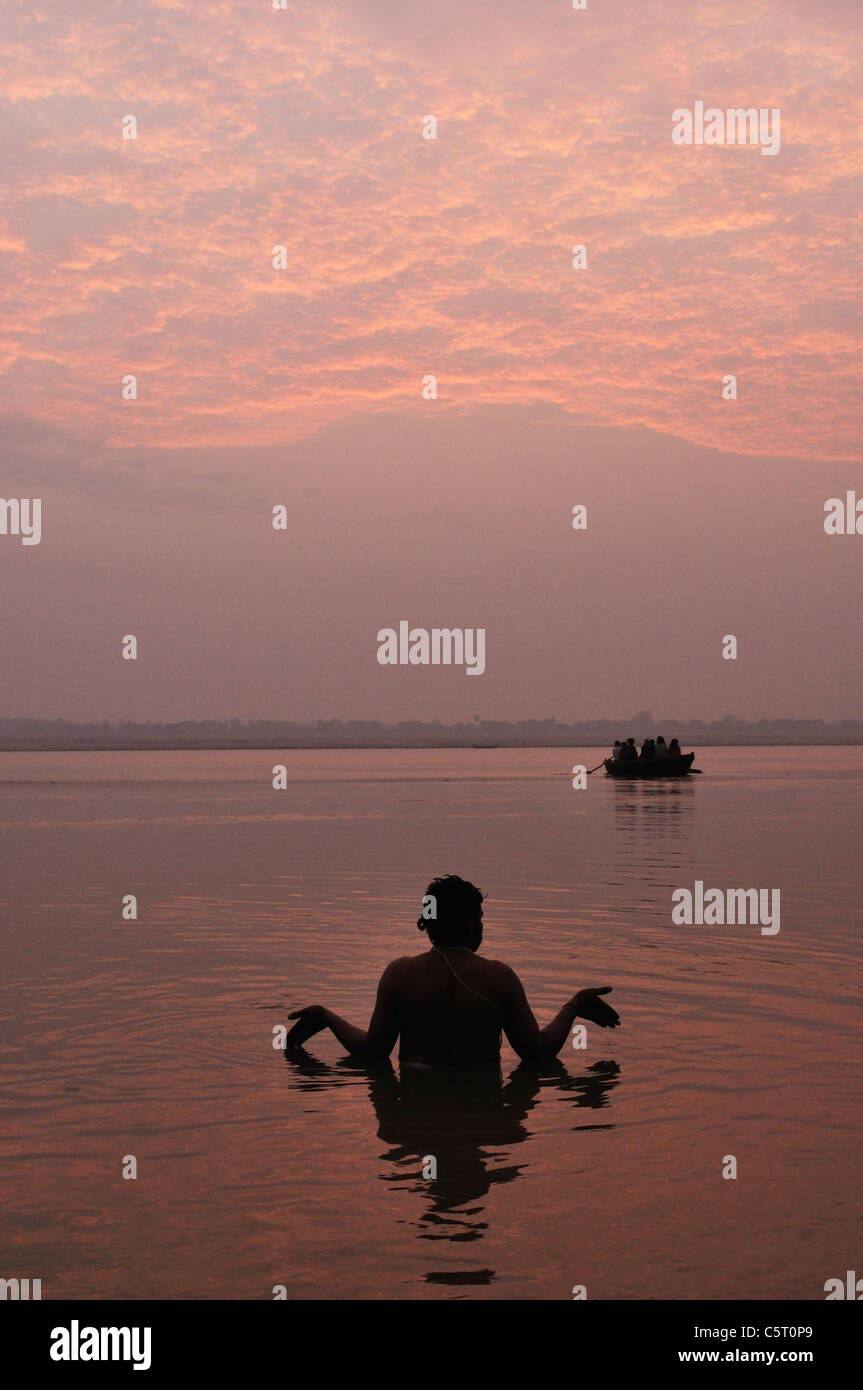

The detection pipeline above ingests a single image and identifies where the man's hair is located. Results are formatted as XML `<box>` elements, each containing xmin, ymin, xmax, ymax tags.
<box><xmin>417</xmin><ymin>874</ymin><xmax>484</xmax><ymax>946</ymax></box>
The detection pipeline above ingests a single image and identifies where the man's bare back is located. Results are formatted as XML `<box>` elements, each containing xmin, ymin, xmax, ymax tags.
<box><xmin>284</xmin><ymin>875</ymin><xmax>620</xmax><ymax>1066</ymax></box>
<box><xmin>381</xmin><ymin>949</ymin><xmax>510</xmax><ymax>1065</ymax></box>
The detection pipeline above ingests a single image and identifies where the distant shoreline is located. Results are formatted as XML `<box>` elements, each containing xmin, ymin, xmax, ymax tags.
<box><xmin>1</xmin><ymin>738</ymin><xmax>862</xmax><ymax>753</ymax></box>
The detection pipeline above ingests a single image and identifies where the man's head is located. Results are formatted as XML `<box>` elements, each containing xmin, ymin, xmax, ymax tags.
<box><xmin>417</xmin><ymin>874</ymin><xmax>485</xmax><ymax>949</ymax></box>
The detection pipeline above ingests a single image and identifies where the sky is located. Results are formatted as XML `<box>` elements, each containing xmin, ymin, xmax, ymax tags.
<box><xmin>1</xmin><ymin>0</ymin><xmax>861</xmax><ymax>723</ymax></box>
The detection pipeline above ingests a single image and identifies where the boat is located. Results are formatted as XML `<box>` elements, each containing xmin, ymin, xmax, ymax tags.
<box><xmin>604</xmin><ymin>752</ymin><xmax>696</xmax><ymax>778</ymax></box>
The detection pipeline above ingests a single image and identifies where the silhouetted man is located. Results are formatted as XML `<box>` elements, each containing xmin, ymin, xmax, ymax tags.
<box><xmin>285</xmin><ymin>875</ymin><xmax>620</xmax><ymax>1066</ymax></box>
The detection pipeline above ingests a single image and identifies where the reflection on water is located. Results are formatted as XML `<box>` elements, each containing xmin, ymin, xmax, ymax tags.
<box><xmin>284</xmin><ymin>1050</ymin><xmax>620</xmax><ymax>1283</ymax></box>
<box><xmin>610</xmin><ymin>781</ymin><xmax>697</xmax><ymax>907</ymax></box>
<box><xmin>612</xmin><ymin>779</ymin><xmax>696</xmax><ymax>838</ymax></box>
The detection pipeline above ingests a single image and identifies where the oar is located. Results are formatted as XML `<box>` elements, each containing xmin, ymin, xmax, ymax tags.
<box><xmin>586</xmin><ymin>758</ymin><xmax>608</xmax><ymax>774</ymax></box>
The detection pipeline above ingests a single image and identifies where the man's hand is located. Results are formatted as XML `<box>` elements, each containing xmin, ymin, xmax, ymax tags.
<box><xmin>574</xmin><ymin>987</ymin><xmax>620</xmax><ymax>1028</ymax></box>
<box><xmin>285</xmin><ymin>1005</ymin><xmax>329</xmax><ymax>1047</ymax></box>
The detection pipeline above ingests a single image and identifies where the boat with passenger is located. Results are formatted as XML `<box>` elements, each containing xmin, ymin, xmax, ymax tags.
<box><xmin>604</xmin><ymin>751</ymin><xmax>696</xmax><ymax>778</ymax></box>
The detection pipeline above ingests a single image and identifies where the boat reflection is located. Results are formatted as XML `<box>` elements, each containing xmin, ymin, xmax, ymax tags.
<box><xmin>612</xmin><ymin>778</ymin><xmax>696</xmax><ymax>842</ymax></box>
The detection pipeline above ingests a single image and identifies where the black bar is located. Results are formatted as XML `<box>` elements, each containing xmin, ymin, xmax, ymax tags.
<box><xmin>4</xmin><ymin>1299</ymin><xmax>858</xmax><ymax>1376</ymax></box>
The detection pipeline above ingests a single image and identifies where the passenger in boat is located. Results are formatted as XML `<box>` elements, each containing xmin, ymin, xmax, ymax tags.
<box><xmin>623</xmin><ymin>737</ymin><xmax>638</xmax><ymax>760</ymax></box>
<box><xmin>283</xmin><ymin>875</ymin><xmax>620</xmax><ymax>1065</ymax></box>
<box><xmin>668</xmin><ymin>738</ymin><xmax>682</xmax><ymax>757</ymax></box>
<box><xmin>612</xmin><ymin>739</ymin><xmax>625</xmax><ymax>760</ymax></box>
<box><xmin>640</xmin><ymin>737</ymin><xmax>655</xmax><ymax>759</ymax></box>
<box><xmin>654</xmin><ymin>736</ymin><xmax>669</xmax><ymax>758</ymax></box>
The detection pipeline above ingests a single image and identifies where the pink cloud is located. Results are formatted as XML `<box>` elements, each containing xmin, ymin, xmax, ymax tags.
<box><xmin>0</xmin><ymin>0</ymin><xmax>859</xmax><ymax>456</ymax></box>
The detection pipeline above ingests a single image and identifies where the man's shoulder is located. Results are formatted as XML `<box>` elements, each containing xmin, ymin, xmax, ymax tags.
<box><xmin>382</xmin><ymin>953</ymin><xmax>425</xmax><ymax>978</ymax></box>
<box><xmin>383</xmin><ymin>952</ymin><xmax>519</xmax><ymax>985</ymax></box>
<box><xmin>477</xmin><ymin>956</ymin><xmax>521</xmax><ymax>988</ymax></box>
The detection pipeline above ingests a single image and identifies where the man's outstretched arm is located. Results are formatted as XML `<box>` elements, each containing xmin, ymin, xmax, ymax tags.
<box><xmin>499</xmin><ymin>966</ymin><xmax>619</xmax><ymax>1062</ymax></box>
<box><xmin>285</xmin><ymin>962</ymin><xmax>401</xmax><ymax>1058</ymax></box>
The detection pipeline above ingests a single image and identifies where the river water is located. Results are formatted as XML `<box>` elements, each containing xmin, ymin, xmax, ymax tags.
<box><xmin>0</xmin><ymin>746</ymin><xmax>859</xmax><ymax>1299</ymax></box>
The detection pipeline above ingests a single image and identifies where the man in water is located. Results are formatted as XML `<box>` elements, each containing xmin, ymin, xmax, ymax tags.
<box><xmin>284</xmin><ymin>875</ymin><xmax>620</xmax><ymax>1066</ymax></box>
